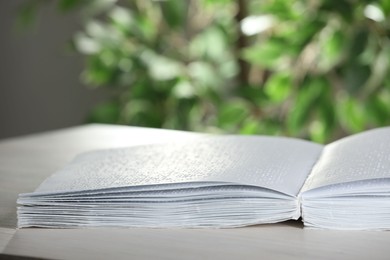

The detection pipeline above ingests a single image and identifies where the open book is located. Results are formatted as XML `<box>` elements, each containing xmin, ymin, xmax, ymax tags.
<box><xmin>17</xmin><ymin>127</ymin><xmax>390</xmax><ymax>230</ymax></box>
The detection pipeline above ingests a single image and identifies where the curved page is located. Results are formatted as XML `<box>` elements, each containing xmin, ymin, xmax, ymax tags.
<box><xmin>31</xmin><ymin>136</ymin><xmax>322</xmax><ymax>196</ymax></box>
<box><xmin>301</xmin><ymin>127</ymin><xmax>390</xmax><ymax>195</ymax></box>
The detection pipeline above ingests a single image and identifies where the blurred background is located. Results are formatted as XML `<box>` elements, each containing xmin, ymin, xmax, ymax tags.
<box><xmin>0</xmin><ymin>1</ymin><xmax>107</xmax><ymax>138</ymax></box>
<box><xmin>1</xmin><ymin>0</ymin><xmax>390</xmax><ymax>143</ymax></box>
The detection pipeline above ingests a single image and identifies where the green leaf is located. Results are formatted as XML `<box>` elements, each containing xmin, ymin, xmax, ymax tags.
<box><xmin>172</xmin><ymin>99</ymin><xmax>197</xmax><ymax>130</ymax></box>
<box><xmin>337</xmin><ymin>96</ymin><xmax>366</xmax><ymax>133</ymax></box>
<box><xmin>85</xmin><ymin>20</ymin><xmax>107</xmax><ymax>39</ymax></box>
<box><xmin>188</xmin><ymin>61</ymin><xmax>222</xmax><ymax>92</ymax></box>
<box><xmin>109</xmin><ymin>6</ymin><xmax>134</xmax><ymax>33</ymax></box>
<box><xmin>239</xmin><ymin>117</ymin><xmax>261</xmax><ymax>135</ymax></box>
<box><xmin>136</xmin><ymin>15</ymin><xmax>157</xmax><ymax>42</ymax></box>
<box><xmin>287</xmin><ymin>78</ymin><xmax>329</xmax><ymax>135</ymax></box>
<box><xmin>82</xmin><ymin>56</ymin><xmax>116</xmax><ymax>86</ymax></box>
<box><xmin>367</xmin><ymin>91</ymin><xmax>390</xmax><ymax>125</ymax></box>
<box><xmin>380</xmin><ymin>0</ymin><xmax>390</xmax><ymax>16</ymax></box>
<box><xmin>159</xmin><ymin>0</ymin><xmax>187</xmax><ymax>29</ymax></box>
<box><xmin>260</xmin><ymin>0</ymin><xmax>299</xmax><ymax>20</ymax></box>
<box><xmin>320</xmin><ymin>0</ymin><xmax>354</xmax><ymax>22</ymax></box>
<box><xmin>217</xmin><ymin>99</ymin><xmax>250</xmax><ymax>130</ymax></box>
<box><xmin>141</xmin><ymin>51</ymin><xmax>183</xmax><ymax>81</ymax></box>
<box><xmin>123</xmin><ymin>99</ymin><xmax>163</xmax><ymax>127</ymax></box>
<box><xmin>309</xmin><ymin>120</ymin><xmax>327</xmax><ymax>144</ymax></box>
<box><xmin>310</xmin><ymin>90</ymin><xmax>336</xmax><ymax>143</ymax></box>
<box><xmin>172</xmin><ymin>81</ymin><xmax>196</xmax><ymax>99</ymax></box>
<box><xmin>73</xmin><ymin>32</ymin><xmax>100</xmax><ymax>54</ymax></box>
<box><xmin>204</xmin><ymin>27</ymin><xmax>229</xmax><ymax>62</ymax></box>
<box><xmin>87</xmin><ymin>101</ymin><xmax>121</xmax><ymax>124</ymax></box>
<box><xmin>349</xmin><ymin>28</ymin><xmax>369</xmax><ymax>59</ymax></box>
<box><xmin>318</xmin><ymin>29</ymin><xmax>345</xmax><ymax>71</ymax></box>
<box><xmin>344</xmin><ymin>63</ymin><xmax>371</xmax><ymax>94</ymax></box>
<box><xmin>319</xmin><ymin>95</ymin><xmax>336</xmax><ymax>135</ymax></box>
<box><xmin>287</xmin><ymin>19</ymin><xmax>326</xmax><ymax>52</ymax></box>
<box><xmin>264</xmin><ymin>72</ymin><xmax>292</xmax><ymax>102</ymax></box>
<box><xmin>237</xmin><ymin>85</ymin><xmax>267</xmax><ymax>104</ymax></box>
<box><xmin>189</xmin><ymin>26</ymin><xmax>230</xmax><ymax>62</ymax></box>
<box><xmin>242</xmin><ymin>40</ymin><xmax>286</xmax><ymax>69</ymax></box>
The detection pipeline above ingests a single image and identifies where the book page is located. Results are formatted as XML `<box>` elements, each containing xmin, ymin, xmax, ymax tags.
<box><xmin>301</xmin><ymin>127</ymin><xmax>390</xmax><ymax>193</ymax></box>
<box><xmin>33</xmin><ymin>136</ymin><xmax>323</xmax><ymax>196</ymax></box>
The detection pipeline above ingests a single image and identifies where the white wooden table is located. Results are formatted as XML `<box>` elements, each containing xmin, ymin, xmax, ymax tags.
<box><xmin>1</xmin><ymin>124</ymin><xmax>390</xmax><ymax>259</ymax></box>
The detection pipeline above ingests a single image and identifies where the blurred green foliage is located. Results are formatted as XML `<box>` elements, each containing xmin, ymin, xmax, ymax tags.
<box><xmin>19</xmin><ymin>0</ymin><xmax>390</xmax><ymax>143</ymax></box>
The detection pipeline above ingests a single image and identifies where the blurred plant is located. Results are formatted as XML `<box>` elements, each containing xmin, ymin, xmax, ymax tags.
<box><xmin>18</xmin><ymin>0</ymin><xmax>390</xmax><ymax>143</ymax></box>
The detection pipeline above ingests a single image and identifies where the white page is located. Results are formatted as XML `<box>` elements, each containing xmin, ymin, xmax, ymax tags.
<box><xmin>301</xmin><ymin>127</ymin><xmax>390</xmax><ymax>194</ymax></box>
<box><xmin>32</xmin><ymin>136</ymin><xmax>323</xmax><ymax>196</ymax></box>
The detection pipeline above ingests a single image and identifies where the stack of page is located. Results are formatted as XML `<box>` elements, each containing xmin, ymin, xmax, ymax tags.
<box><xmin>18</xmin><ymin>127</ymin><xmax>390</xmax><ymax>230</ymax></box>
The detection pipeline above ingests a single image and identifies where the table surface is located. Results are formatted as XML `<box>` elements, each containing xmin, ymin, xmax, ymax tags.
<box><xmin>1</xmin><ymin>124</ymin><xmax>390</xmax><ymax>259</ymax></box>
